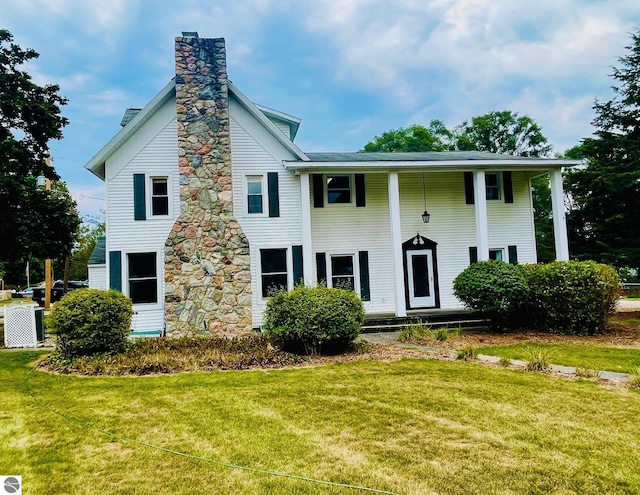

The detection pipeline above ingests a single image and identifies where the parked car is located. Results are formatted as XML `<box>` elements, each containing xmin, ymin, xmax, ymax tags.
<box><xmin>32</xmin><ymin>280</ymin><xmax>89</xmax><ymax>307</ymax></box>
<box><xmin>17</xmin><ymin>287</ymin><xmax>37</xmax><ymax>299</ymax></box>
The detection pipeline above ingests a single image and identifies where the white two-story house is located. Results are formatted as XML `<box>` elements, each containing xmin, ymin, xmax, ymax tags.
<box><xmin>85</xmin><ymin>33</ymin><xmax>577</xmax><ymax>337</ymax></box>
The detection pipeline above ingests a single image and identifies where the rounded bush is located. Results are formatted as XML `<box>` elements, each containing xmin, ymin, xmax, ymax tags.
<box><xmin>453</xmin><ymin>260</ymin><xmax>528</xmax><ymax>330</ymax></box>
<box><xmin>262</xmin><ymin>285</ymin><xmax>365</xmax><ymax>355</ymax></box>
<box><xmin>522</xmin><ymin>261</ymin><xmax>619</xmax><ymax>335</ymax></box>
<box><xmin>47</xmin><ymin>289</ymin><xmax>133</xmax><ymax>359</ymax></box>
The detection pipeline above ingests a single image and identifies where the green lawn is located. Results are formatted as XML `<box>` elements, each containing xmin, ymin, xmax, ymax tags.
<box><xmin>2</xmin><ymin>351</ymin><xmax>640</xmax><ymax>495</ymax></box>
<box><xmin>479</xmin><ymin>343</ymin><xmax>640</xmax><ymax>374</ymax></box>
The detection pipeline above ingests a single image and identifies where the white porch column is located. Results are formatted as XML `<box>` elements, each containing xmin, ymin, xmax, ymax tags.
<box><xmin>473</xmin><ymin>170</ymin><xmax>489</xmax><ymax>261</ymax></box>
<box><xmin>388</xmin><ymin>171</ymin><xmax>406</xmax><ymax>317</ymax></box>
<box><xmin>550</xmin><ymin>168</ymin><xmax>570</xmax><ymax>261</ymax></box>
<box><xmin>299</xmin><ymin>172</ymin><xmax>314</xmax><ymax>284</ymax></box>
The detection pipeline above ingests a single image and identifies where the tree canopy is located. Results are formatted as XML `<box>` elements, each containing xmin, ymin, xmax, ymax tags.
<box><xmin>0</xmin><ymin>29</ymin><xmax>80</xmax><ymax>271</ymax></box>
<box><xmin>455</xmin><ymin>111</ymin><xmax>552</xmax><ymax>157</ymax></box>
<box><xmin>565</xmin><ymin>30</ymin><xmax>640</xmax><ymax>273</ymax></box>
<box><xmin>362</xmin><ymin>121</ymin><xmax>454</xmax><ymax>152</ymax></box>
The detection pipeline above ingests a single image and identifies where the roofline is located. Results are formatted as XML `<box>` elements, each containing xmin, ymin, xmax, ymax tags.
<box><xmin>84</xmin><ymin>78</ymin><xmax>310</xmax><ymax>180</ymax></box>
<box><xmin>282</xmin><ymin>159</ymin><xmax>580</xmax><ymax>172</ymax></box>
<box><xmin>229</xmin><ymin>82</ymin><xmax>309</xmax><ymax>161</ymax></box>
<box><xmin>255</xmin><ymin>103</ymin><xmax>301</xmax><ymax>141</ymax></box>
<box><xmin>84</xmin><ymin>79</ymin><xmax>176</xmax><ymax>180</ymax></box>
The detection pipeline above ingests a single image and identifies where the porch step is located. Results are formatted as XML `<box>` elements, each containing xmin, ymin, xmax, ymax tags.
<box><xmin>361</xmin><ymin>310</ymin><xmax>486</xmax><ymax>333</ymax></box>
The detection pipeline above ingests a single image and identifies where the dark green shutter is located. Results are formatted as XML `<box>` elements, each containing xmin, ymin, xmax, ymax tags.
<box><xmin>464</xmin><ymin>172</ymin><xmax>474</xmax><ymax>204</ymax></box>
<box><xmin>469</xmin><ymin>247</ymin><xmax>478</xmax><ymax>264</ymax></box>
<box><xmin>109</xmin><ymin>251</ymin><xmax>122</xmax><ymax>291</ymax></box>
<box><xmin>508</xmin><ymin>245</ymin><xmax>518</xmax><ymax>265</ymax></box>
<box><xmin>292</xmin><ymin>245</ymin><xmax>303</xmax><ymax>285</ymax></box>
<box><xmin>316</xmin><ymin>252</ymin><xmax>327</xmax><ymax>284</ymax></box>
<box><xmin>268</xmin><ymin>172</ymin><xmax>279</xmax><ymax>217</ymax></box>
<box><xmin>503</xmin><ymin>171</ymin><xmax>514</xmax><ymax>203</ymax></box>
<box><xmin>358</xmin><ymin>251</ymin><xmax>370</xmax><ymax>301</ymax></box>
<box><xmin>312</xmin><ymin>174</ymin><xmax>324</xmax><ymax>208</ymax></box>
<box><xmin>355</xmin><ymin>174</ymin><xmax>366</xmax><ymax>207</ymax></box>
<box><xmin>133</xmin><ymin>174</ymin><xmax>146</xmax><ymax>220</ymax></box>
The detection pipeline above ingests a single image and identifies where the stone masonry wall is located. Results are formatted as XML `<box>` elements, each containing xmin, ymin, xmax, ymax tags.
<box><xmin>164</xmin><ymin>36</ymin><xmax>252</xmax><ymax>337</ymax></box>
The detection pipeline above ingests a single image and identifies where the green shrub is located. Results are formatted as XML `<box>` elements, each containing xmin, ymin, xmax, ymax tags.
<box><xmin>262</xmin><ymin>285</ymin><xmax>365</xmax><ymax>355</ymax></box>
<box><xmin>47</xmin><ymin>289</ymin><xmax>133</xmax><ymax>360</ymax></box>
<box><xmin>522</xmin><ymin>261</ymin><xmax>619</xmax><ymax>335</ymax></box>
<box><xmin>453</xmin><ymin>261</ymin><xmax>529</xmax><ymax>330</ymax></box>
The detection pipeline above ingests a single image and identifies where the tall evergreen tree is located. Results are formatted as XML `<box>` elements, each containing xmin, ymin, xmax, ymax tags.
<box><xmin>566</xmin><ymin>31</ymin><xmax>640</xmax><ymax>273</ymax></box>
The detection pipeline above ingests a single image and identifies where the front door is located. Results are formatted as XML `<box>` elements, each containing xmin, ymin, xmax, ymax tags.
<box><xmin>406</xmin><ymin>249</ymin><xmax>435</xmax><ymax>308</ymax></box>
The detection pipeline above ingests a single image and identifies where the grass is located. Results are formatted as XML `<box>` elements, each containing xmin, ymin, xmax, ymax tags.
<box><xmin>4</xmin><ymin>350</ymin><xmax>640</xmax><ymax>494</ymax></box>
<box><xmin>479</xmin><ymin>343</ymin><xmax>640</xmax><ymax>374</ymax></box>
<box><xmin>0</xmin><ymin>297</ymin><xmax>33</xmax><ymax>307</ymax></box>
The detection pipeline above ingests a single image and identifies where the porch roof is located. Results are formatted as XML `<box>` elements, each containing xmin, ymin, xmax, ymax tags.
<box><xmin>283</xmin><ymin>151</ymin><xmax>580</xmax><ymax>172</ymax></box>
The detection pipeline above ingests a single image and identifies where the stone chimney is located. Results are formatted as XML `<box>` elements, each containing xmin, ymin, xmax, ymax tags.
<box><xmin>164</xmin><ymin>35</ymin><xmax>252</xmax><ymax>337</ymax></box>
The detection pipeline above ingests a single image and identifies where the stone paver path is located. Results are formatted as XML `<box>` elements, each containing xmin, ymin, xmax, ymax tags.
<box><xmin>361</xmin><ymin>331</ymin><xmax>633</xmax><ymax>383</ymax></box>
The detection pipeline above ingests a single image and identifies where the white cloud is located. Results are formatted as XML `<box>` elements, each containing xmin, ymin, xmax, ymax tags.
<box><xmin>86</xmin><ymin>89</ymin><xmax>131</xmax><ymax>116</ymax></box>
<box><xmin>299</xmin><ymin>0</ymin><xmax>640</xmax><ymax>147</ymax></box>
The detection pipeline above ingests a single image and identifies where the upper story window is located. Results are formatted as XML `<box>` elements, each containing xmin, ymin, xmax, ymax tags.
<box><xmin>327</xmin><ymin>175</ymin><xmax>351</xmax><ymax>204</ymax></box>
<box><xmin>247</xmin><ymin>176</ymin><xmax>264</xmax><ymax>214</ymax></box>
<box><xmin>485</xmin><ymin>173</ymin><xmax>501</xmax><ymax>200</ymax></box>
<box><xmin>128</xmin><ymin>252</ymin><xmax>157</xmax><ymax>304</ymax></box>
<box><xmin>151</xmin><ymin>177</ymin><xmax>169</xmax><ymax>215</ymax></box>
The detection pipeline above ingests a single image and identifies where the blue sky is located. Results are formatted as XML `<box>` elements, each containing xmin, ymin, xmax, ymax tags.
<box><xmin>2</xmin><ymin>0</ymin><xmax>640</xmax><ymax>219</ymax></box>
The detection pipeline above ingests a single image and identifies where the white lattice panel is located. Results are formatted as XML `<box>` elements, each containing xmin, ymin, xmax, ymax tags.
<box><xmin>4</xmin><ymin>304</ymin><xmax>37</xmax><ymax>348</ymax></box>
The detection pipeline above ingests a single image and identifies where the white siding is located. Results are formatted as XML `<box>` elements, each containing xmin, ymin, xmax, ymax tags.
<box><xmin>311</xmin><ymin>173</ymin><xmax>396</xmax><ymax>315</ymax></box>
<box><xmin>273</xmin><ymin>121</ymin><xmax>291</xmax><ymax>139</ymax></box>
<box><xmin>105</xmin><ymin>97</ymin><xmax>178</xmax><ymax>332</ymax></box>
<box><xmin>399</xmin><ymin>171</ymin><xmax>536</xmax><ymax>309</ymax></box>
<box><xmin>310</xmin><ymin>170</ymin><xmax>537</xmax><ymax>315</ymax></box>
<box><xmin>229</xmin><ymin>95</ymin><xmax>302</xmax><ymax>326</ymax></box>
<box><xmin>88</xmin><ymin>265</ymin><xmax>106</xmax><ymax>290</ymax></box>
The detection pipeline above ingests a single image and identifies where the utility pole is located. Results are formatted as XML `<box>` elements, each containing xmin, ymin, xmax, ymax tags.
<box><xmin>44</xmin><ymin>153</ymin><xmax>52</xmax><ymax>310</ymax></box>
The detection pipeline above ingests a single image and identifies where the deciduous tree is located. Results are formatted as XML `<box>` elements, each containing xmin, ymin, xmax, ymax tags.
<box><xmin>0</xmin><ymin>29</ymin><xmax>80</xmax><ymax>272</ymax></box>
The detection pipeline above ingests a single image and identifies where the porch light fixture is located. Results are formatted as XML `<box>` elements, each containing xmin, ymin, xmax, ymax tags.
<box><xmin>421</xmin><ymin>173</ymin><xmax>431</xmax><ymax>223</ymax></box>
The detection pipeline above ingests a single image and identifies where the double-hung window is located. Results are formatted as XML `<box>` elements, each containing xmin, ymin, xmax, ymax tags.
<box><xmin>128</xmin><ymin>253</ymin><xmax>157</xmax><ymax>304</ymax></box>
<box><xmin>247</xmin><ymin>176</ymin><xmax>264</xmax><ymax>214</ymax></box>
<box><xmin>329</xmin><ymin>254</ymin><xmax>355</xmax><ymax>291</ymax></box>
<box><xmin>327</xmin><ymin>175</ymin><xmax>351</xmax><ymax>204</ymax></box>
<box><xmin>485</xmin><ymin>173</ymin><xmax>501</xmax><ymax>200</ymax></box>
<box><xmin>260</xmin><ymin>248</ymin><xmax>288</xmax><ymax>297</ymax></box>
<box><xmin>151</xmin><ymin>177</ymin><xmax>169</xmax><ymax>216</ymax></box>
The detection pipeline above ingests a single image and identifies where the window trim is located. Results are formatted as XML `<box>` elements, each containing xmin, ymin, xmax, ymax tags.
<box><xmin>258</xmin><ymin>246</ymin><xmax>291</xmax><ymax>299</ymax></box>
<box><xmin>126</xmin><ymin>251</ymin><xmax>162</xmax><ymax>308</ymax></box>
<box><xmin>245</xmin><ymin>174</ymin><xmax>267</xmax><ymax>216</ymax></box>
<box><xmin>326</xmin><ymin>253</ymin><xmax>359</xmax><ymax>293</ymax></box>
<box><xmin>149</xmin><ymin>176</ymin><xmax>170</xmax><ymax>217</ymax></box>
<box><xmin>325</xmin><ymin>174</ymin><xmax>353</xmax><ymax>205</ymax></box>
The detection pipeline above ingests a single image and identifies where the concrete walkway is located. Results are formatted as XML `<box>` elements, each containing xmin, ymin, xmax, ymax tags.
<box><xmin>361</xmin><ymin>331</ymin><xmax>634</xmax><ymax>384</ymax></box>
